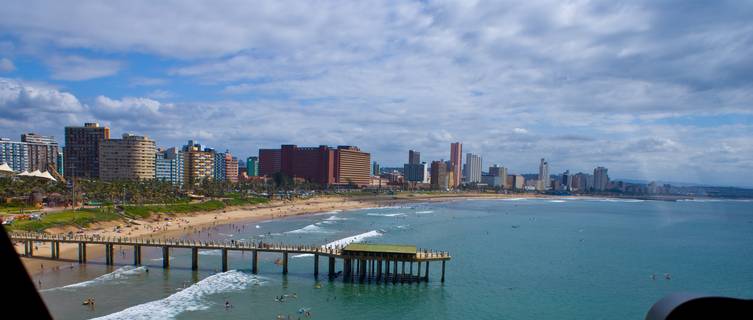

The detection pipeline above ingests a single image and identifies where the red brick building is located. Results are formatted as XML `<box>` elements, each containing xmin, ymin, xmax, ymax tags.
<box><xmin>258</xmin><ymin>148</ymin><xmax>281</xmax><ymax>176</ymax></box>
<box><xmin>280</xmin><ymin>145</ymin><xmax>335</xmax><ymax>185</ymax></box>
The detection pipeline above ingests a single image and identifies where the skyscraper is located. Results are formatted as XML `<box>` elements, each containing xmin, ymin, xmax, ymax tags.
<box><xmin>372</xmin><ymin>161</ymin><xmax>380</xmax><ymax>176</ymax></box>
<box><xmin>489</xmin><ymin>165</ymin><xmax>509</xmax><ymax>189</ymax></box>
<box><xmin>0</xmin><ymin>138</ymin><xmax>29</xmax><ymax>172</ymax></box>
<box><xmin>594</xmin><ymin>167</ymin><xmax>609</xmax><ymax>191</ymax></box>
<box><xmin>246</xmin><ymin>156</ymin><xmax>258</xmax><ymax>176</ymax></box>
<box><xmin>280</xmin><ymin>144</ymin><xmax>336</xmax><ymax>185</ymax></box>
<box><xmin>225</xmin><ymin>154</ymin><xmax>239</xmax><ymax>183</ymax></box>
<box><xmin>464</xmin><ymin>153</ymin><xmax>482</xmax><ymax>184</ymax></box>
<box><xmin>21</xmin><ymin>133</ymin><xmax>60</xmax><ymax>172</ymax></box>
<box><xmin>408</xmin><ymin>150</ymin><xmax>420</xmax><ymax>165</ymax></box>
<box><xmin>182</xmin><ymin>140</ymin><xmax>215</xmax><ymax>186</ymax></box>
<box><xmin>450</xmin><ymin>142</ymin><xmax>462</xmax><ymax>187</ymax></box>
<box><xmin>537</xmin><ymin>158</ymin><xmax>550</xmax><ymax>191</ymax></box>
<box><xmin>213</xmin><ymin>150</ymin><xmax>227</xmax><ymax>181</ymax></box>
<box><xmin>64</xmin><ymin>122</ymin><xmax>110</xmax><ymax>179</ymax></box>
<box><xmin>99</xmin><ymin>133</ymin><xmax>156</xmax><ymax>181</ymax></box>
<box><xmin>258</xmin><ymin>148</ymin><xmax>281</xmax><ymax>176</ymax></box>
<box><xmin>334</xmin><ymin>146</ymin><xmax>371</xmax><ymax>186</ymax></box>
<box><xmin>430</xmin><ymin>160</ymin><xmax>448</xmax><ymax>190</ymax></box>
<box><xmin>156</xmin><ymin>147</ymin><xmax>184</xmax><ymax>186</ymax></box>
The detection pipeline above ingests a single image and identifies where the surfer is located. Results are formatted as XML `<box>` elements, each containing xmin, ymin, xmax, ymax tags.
<box><xmin>664</xmin><ymin>273</ymin><xmax>671</xmax><ymax>280</ymax></box>
<box><xmin>224</xmin><ymin>300</ymin><xmax>232</xmax><ymax>309</ymax></box>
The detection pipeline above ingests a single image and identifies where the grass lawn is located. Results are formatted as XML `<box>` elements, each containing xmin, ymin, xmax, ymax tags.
<box><xmin>6</xmin><ymin>208</ymin><xmax>121</xmax><ymax>232</ymax></box>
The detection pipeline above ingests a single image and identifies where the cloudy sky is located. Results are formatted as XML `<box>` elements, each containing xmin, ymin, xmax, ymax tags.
<box><xmin>0</xmin><ymin>1</ymin><xmax>752</xmax><ymax>186</ymax></box>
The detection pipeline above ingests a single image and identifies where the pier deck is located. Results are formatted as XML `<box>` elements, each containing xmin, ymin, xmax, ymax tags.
<box><xmin>10</xmin><ymin>232</ymin><xmax>451</xmax><ymax>283</ymax></box>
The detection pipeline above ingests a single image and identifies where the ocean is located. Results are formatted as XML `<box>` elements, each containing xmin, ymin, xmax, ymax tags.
<box><xmin>33</xmin><ymin>198</ymin><xmax>753</xmax><ymax>319</ymax></box>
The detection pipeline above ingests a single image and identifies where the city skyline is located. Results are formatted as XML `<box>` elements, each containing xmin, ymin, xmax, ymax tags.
<box><xmin>1</xmin><ymin>2</ymin><xmax>752</xmax><ymax>187</ymax></box>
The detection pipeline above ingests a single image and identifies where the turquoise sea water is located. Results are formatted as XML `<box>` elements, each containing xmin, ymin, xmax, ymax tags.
<box><xmin>34</xmin><ymin>198</ymin><xmax>753</xmax><ymax>319</ymax></box>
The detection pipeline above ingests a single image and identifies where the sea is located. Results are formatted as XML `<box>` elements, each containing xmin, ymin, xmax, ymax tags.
<box><xmin>32</xmin><ymin>198</ymin><xmax>753</xmax><ymax>319</ymax></box>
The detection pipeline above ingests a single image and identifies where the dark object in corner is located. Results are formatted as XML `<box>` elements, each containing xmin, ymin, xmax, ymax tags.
<box><xmin>646</xmin><ymin>293</ymin><xmax>753</xmax><ymax>320</ymax></box>
<box><xmin>0</xmin><ymin>227</ymin><xmax>52</xmax><ymax>319</ymax></box>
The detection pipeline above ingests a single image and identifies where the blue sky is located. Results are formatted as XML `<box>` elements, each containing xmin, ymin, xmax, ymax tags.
<box><xmin>1</xmin><ymin>1</ymin><xmax>752</xmax><ymax>187</ymax></box>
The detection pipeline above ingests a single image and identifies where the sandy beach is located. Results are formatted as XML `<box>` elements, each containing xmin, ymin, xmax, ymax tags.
<box><xmin>13</xmin><ymin>192</ymin><xmax>543</xmax><ymax>275</ymax></box>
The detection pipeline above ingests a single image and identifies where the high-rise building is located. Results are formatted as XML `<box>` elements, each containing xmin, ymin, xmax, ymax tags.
<box><xmin>22</xmin><ymin>133</ymin><xmax>60</xmax><ymax>172</ymax></box>
<box><xmin>213</xmin><ymin>150</ymin><xmax>227</xmax><ymax>181</ymax></box>
<box><xmin>334</xmin><ymin>146</ymin><xmax>371</xmax><ymax>186</ymax></box>
<box><xmin>372</xmin><ymin>161</ymin><xmax>380</xmax><ymax>176</ymax></box>
<box><xmin>226</xmin><ymin>154</ymin><xmax>239</xmax><ymax>183</ymax></box>
<box><xmin>281</xmin><ymin>145</ymin><xmax>335</xmax><ymax>185</ymax></box>
<box><xmin>182</xmin><ymin>141</ymin><xmax>215</xmax><ymax>186</ymax></box>
<box><xmin>156</xmin><ymin>147</ymin><xmax>184</xmax><ymax>186</ymax></box>
<box><xmin>408</xmin><ymin>150</ymin><xmax>421</xmax><ymax>165</ymax></box>
<box><xmin>246</xmin><ymin>156</ymin><xmax>258</xmax><ymax>176</ymax></box>
<box><xmin>64</xmin><ymin>122</ymin><xmax>110</xmax><ymax>179</ymax></box>
<box><xmin>594</xmin><ymin>167</ymin><xmax>609</xmax><ymax>191</ymax></box>
<box><xmin>56</xmin><ymin>151</ymin><xmax>64</xmax><ymax>176</ymax></box>
<box><xmin>572</xmin><ymin>172</ymin><xmax>593</xmax><ymax>191</ymax></box>
<box><xmin>508</xmin><ymin>174</ymin><xmax>525</xmax><ymax>190</ymax></box>
<box><xmin>99</xmin><ymin>133</ymin><xmax>156</xmax><ymax>181</ymax></box>
<box><xmin>450</xmin><ymin>142</ymin><xmax>462</xmax><ymax>187</ymax></box>
<box><xmin>258</xmin><ymin>148</ymin><xmax>281</xmax><ymax>176</ymax></box>
<box><xmin>0</xmin><ymin>138</ymin><xmax>29</xmax><ymax>172</ymax></box>
<box><xmin>278</xmin><ymin>144</ymin><xmax>371</xmax><ymax>186</ymax></box>
<box><xmin>404</xmin><ymin>162</ymin><xmax>429</xmax><ymax>183</ymax></box>
<box><xmin>488</xmin><ymin>165</ymin><xmax>509</xmax><ymax>189</ymax></box>
<box><xmin>430</xmin><ymin>160</ymin><xmax>449</xmax><ymax>190</ymax></box>
<box><xmin>537</xmin><ymin>158</ymin><xmax>550</xmax><ymax>191</ymax></box>
<box><xmin>464</xmin><ymin>153</ymin><xmax>482</xmax><ymax>184</ymax></box>
<box><xmin>561</xmin><ymin>170</ymin><xmax>573</xmax><ymax>191</ymax></box>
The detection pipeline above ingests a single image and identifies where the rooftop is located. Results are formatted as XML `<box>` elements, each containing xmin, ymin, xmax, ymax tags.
<box><xmin>343</xmin><ymin>243</ymin><xmax>417</xmax><ymax>255</ymax></box>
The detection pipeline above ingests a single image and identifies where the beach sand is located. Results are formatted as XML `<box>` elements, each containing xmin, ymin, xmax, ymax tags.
<box><xmin>13</xmin><ymin>193</ymin><xmax>542</xmax><ymax>275</ymax></box>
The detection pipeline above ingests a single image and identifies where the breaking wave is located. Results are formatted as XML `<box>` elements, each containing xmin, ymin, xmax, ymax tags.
<box><xmin>41</xmin><ymin>266</ymin><xmax>146</xmax><ymax>292</ymax></box>
<box><xmin>92</xmin><ymin>270</ymin><xmax>265</xmax><ymax>320</ymax></box>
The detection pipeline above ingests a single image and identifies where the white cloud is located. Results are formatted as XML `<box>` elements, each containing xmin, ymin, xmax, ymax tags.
<box><xmin>0</xmin><ymin>1</ymin><xmax>752</xmax><ymax>186</ymax></box>
<box><xmin>0</xmin><ymin>58</ymin><xmax>14</xmax><ymax>72</ymax></box>
<box><xmin>47</xmin><ymin>55</ymin><xmax>122</xmax><ymax>81</ymax></box>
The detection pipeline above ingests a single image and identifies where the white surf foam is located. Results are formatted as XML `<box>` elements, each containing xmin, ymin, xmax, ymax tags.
<box><xmin>548</xmin><ymin>200</ymin><xmax>567</xmax><ymax>203</ymax></box>
<box><xmin>415</xmin><ymin>210</ymin><xmax>434</xmax><ymax>214</ymax></box>
<box><xmin>92</xmin><ymin>270</ymin><xmax>264</xmax><ymax>320</ymax></box>
<box><xmin>287</xmin><ymin>223</ymin><xmax>330</xmax><ymax>234</ymax></box>
<box><xmin>367</xmin><ymin>213</ymin><xmax>405</xmax><ymax>217</ymax></box>
<box><xmin>198</xmin><ymin>250</ymin><xmax>222</xmax><ymax>256</ymax></box>
<box><xmin>41</xmin><ymin>266</ymin><xmax>146</xmax><ymax>292</ymax></box>
<box><xmin>323</xmin><ymin>230</ymin><xmax>382</xmax><ymax>248</ymax></box>
<box><xmin>292</xmin><ymin>230</ymin><xmax>383</xmax><ymax>258</ymax></box>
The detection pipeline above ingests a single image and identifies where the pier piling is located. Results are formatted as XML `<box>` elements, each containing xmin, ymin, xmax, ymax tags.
<box><xmin>251</xmin><ymin>250</ymin><xmax>258</xmax><ymax>274</ymax></box>
<box><xmin>282</xmin><ymin>252</ymin><xmax>288</xmax><ymax>274</ymax></box>
<box><xmin>162</xmin><ymin>246</ymin><xmax>170</xmax><ymax>268</ymax></box>
<box><xmin>191</xmin><ymin>247</ymin><xmax>198</xmax><ymax>270</ymax></box>
<box><xmin>222</xmin><ymin>249</ymin><xmax>228</xmax><ymax>272</ymax></box>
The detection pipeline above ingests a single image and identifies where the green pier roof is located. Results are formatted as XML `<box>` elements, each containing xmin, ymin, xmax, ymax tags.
<box><xmin>343</xmin><ymin>243</ymin><xmax>417</xmax><ymax>255</ymax></box>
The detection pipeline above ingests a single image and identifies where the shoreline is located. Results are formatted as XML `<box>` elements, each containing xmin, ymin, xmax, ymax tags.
<box><xmin>13</xmin><ymin>192</ymin><xmax>642</xmax><ymax>275</ymax></box>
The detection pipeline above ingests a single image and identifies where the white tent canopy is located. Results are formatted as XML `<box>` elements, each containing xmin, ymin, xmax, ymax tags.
<box><xmin>0</xmin><ymin>163</ymin><xmax>13</xmax><ymax>173</ymax></box>
<box><xmin>40</xmin><ymin>171</ymin><xmax>57</xmax><ymax>181</ymax></box>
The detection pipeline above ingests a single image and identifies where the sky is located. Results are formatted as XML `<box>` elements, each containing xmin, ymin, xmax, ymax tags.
<box><xmin>0</xmin><ymin>1</ymin><xmax>752</xmax><ymax>187</ymax></box>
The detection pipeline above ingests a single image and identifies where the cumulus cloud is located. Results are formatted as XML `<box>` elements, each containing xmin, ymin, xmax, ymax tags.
<box><xmin>0</xmin><ymin>1</ymin><xmax>752</xmax><ymax>186</ymax></box>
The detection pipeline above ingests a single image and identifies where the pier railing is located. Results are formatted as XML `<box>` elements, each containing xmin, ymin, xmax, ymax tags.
<box><xmin>10</xmin><ymin>231</ymin><xmax>451</xmax><ymax>283</ymax></box>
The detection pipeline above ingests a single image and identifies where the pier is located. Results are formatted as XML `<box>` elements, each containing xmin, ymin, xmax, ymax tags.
<box><xmin>11</xmin><ymin>232</ymin><xmax>451</xmax><ymax>283</ymax></box>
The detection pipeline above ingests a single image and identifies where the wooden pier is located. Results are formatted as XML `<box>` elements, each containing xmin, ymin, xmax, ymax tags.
<box><xmin>11</xmin><ymin>232</ymin><xmax>451</xmax><ymax>283</ymax></box>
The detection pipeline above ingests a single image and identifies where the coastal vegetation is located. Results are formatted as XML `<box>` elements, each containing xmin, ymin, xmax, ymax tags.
<box><xmin>4</xmin><ymin>194</ymin><xmax>269</xmax><ymax>232</ymax></box>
